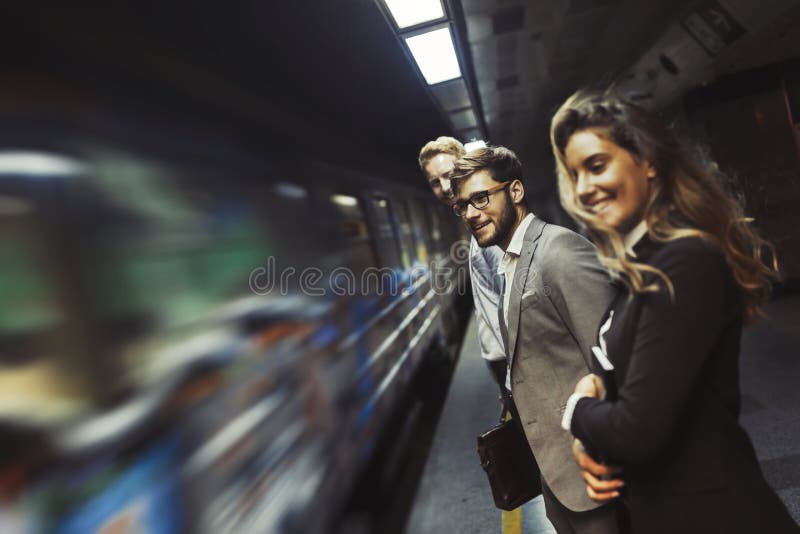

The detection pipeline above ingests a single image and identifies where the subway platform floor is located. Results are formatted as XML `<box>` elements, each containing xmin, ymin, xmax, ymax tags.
<box><xmin>406</xmin><ymin>293</ymin><xmax>800</xmax><ymax>533</ymax></box>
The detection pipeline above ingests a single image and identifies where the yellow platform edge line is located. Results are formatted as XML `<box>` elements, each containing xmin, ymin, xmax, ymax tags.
<box><xmin>502</xmin><ymin>507</ymin><xmax>522</xmax><ymax>534</ymax></box>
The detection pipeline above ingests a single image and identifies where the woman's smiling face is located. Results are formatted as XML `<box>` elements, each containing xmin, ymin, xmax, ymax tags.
<box><xmin>564</xmin><ymin>128</ymin><xmax>656</xmax><ymax>234</ymax></box>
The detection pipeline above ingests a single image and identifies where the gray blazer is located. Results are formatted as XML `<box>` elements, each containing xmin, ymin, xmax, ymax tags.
<box><xmin>504</xmin><ymin>217</ymin><xmax>615</xmax><ymax>512</ymax></box>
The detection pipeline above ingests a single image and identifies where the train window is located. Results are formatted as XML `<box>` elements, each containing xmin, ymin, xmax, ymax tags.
<box><xmin>0</xmin><ymin>191</ymin><xmax>65</xmax><ymax>361</ymax></box>
<box><xmin>329</xmin><ymin>193</ymin><xmax>376</xmax><ymax>272</ymax></box>
<box><xmin>405</xmin><ymin>199</ymin><xmax>432</xmax><ymax>264</ymax></box>
<box><xmin>366</xmin><ymin>195</ymin><xmax>402</xmax><ymax>269</ymax></box>
<box><xmin>421</xmin><ymin>202</ymin><xmax>446</xmax><ymax>259</ymax></box>
<box><xmin>246</xmin><ymin>179</ymin><xmax>322</xmax><ymax>279</ymax></box>
<box><xmin>393</xmin><ymin>200</ymin><xmax>418</xmax><ymax>268</ymax></box>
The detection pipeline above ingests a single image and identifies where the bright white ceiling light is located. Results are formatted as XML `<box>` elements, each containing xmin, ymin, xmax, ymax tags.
<box><xmin>273</xmin><ymin>182</ymin><xmax>308</xmax><ymax>200</ymax></box>
<box><xmin>331</xmin><ymin>194</ymin><xmax>358</xmax><ymax>207</ymax></box>
<box><xmin>405</xmin><ymin>27</ymin><xmax>461</xmax><ymax>85</ymax></box>
<box><xmin>384</xmin><ymin>0</ymin><xmax>444</xmax><ymax>29</ymax></box>
<box><xmin>0</xmin><ymin>151</ymin><xmax>85</xmax><ymax>177</ymax></box>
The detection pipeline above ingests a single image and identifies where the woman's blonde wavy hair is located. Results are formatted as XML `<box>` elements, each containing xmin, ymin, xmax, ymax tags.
<box><xmin>550</xmin><ymin>89</ymin><xmax>779</xmax><ymax>320</ymax></box>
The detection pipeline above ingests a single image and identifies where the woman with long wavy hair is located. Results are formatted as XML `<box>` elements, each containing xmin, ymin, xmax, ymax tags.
<box><xmin>552</xmin><ymin>89</ymin><xmax>797</xmax><ymax>533</ymax></box>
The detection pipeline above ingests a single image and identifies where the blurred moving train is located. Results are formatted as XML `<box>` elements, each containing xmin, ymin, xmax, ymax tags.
<box><xmin>0</xmin><ymin>118</ymin><xmax>472</xmax><ymax>532</ymax></box>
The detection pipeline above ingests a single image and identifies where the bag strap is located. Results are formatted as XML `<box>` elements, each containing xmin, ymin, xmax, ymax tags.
<box><xmin>498</xmin><ymin>384</ymin><xmax>508</xmax><ymax>422</ymax></box>
<box><xmin>498</xmin><ymin>368</ymin><xmax>520</xmax><ymax>423</ymax></box>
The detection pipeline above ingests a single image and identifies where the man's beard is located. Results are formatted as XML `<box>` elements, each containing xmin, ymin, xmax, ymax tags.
<box><xmin>477</xmin><ymin>191</ymin><xmax>516</xmax><ymax>248</ymax></box>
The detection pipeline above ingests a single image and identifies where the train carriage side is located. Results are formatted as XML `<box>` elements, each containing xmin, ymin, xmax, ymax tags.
<box><xmin>0</xmin><ymin>126</ymin><xmax>471</xmax><ymax>534</ymax></box>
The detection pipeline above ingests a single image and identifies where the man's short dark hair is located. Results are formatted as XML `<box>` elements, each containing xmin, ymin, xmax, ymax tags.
<box><xmin>450</xmin><ymin>146</ymin><xmax>523</xmax><ymax>186</ymax></box>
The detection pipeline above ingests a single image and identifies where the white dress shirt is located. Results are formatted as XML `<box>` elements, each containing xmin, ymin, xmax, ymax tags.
<box><xmin>499</xmin><ymin>213</ymin><xmax>535</xmax><ymax>327</ymax></box>
<box><xmin>623</xmin><ymin>220</ymin><xmax>648</xmax><ymax>258</ymax></box>
<box><xmin>468</xmin><ymin>237</ymin><xmax>505</xmax><ymax>362</ymax></box>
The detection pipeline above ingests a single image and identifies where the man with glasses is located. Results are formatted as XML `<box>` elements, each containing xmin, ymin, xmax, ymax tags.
<box><xmin>450</xmin><ymin>146</ymin><xmax>621</xmax><ymax>534</ymax></box>
<box><xmin>418</xmin><ymin>137</ymin><xmax>508</xmax><ymax>388</ymax></box>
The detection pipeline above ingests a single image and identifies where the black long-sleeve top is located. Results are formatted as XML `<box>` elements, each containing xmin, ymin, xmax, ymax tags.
<box><xmin>570</xmin><ymin>234</ymin><xmax>797</xmax><ymax>533</ymax></box>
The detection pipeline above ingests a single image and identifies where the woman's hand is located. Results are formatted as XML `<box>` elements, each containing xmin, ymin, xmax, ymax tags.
<box><xmin>574</xmin><ymin>373</ymin><xmax>606</xmax><ymax>399</ymax></box>
<box><xmin>572</xmin><ymin>439</ymin><xmax>625</xmax><ymax>502</ymax></box>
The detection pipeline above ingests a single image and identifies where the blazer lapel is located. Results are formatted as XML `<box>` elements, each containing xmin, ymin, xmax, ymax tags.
<box><xmin>506</xmin><ymin>218</ymin><xmax>546</xmax><ymax>368</ymax></box>
<box><xmin>497</xmin><ymin>276</ymin><xmax>509</xmax><ymax>353</ymax></box>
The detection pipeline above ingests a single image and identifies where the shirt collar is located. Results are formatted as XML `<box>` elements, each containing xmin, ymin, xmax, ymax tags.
<box><xmin>506</xmin><ymin>213</ymin><xmax>535</xmax><ymax>257</ymax></box>
<box><xmin>623</xmin><ymin>219</ymin><xmax>648</xmax><ymax>258</ymax></box>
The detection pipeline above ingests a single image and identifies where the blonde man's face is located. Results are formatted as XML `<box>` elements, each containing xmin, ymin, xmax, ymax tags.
<box><xmin>424</xmin><ymin>153</ymin><xmax>457</xmax><ymax>205</ymax></box>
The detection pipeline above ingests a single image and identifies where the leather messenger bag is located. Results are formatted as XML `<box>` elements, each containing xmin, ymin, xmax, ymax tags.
<box><xmin>476</xmin><ymin>392</ymin><xmax>542</xmax><ymax>511</ymax></box>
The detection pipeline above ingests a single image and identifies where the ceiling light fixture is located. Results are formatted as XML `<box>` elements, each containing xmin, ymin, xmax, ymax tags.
<box><xmin>331</xmin><ymin>194</ymin><xmax>359</xmax><ymax>207</ymax></box>
<box><xmin>376</xmin><ymin>0</ymin><xmax>486</xmax><ymax>142</ymax></box>
<box><xmin>383</xmin><ymin>0</ymin><xmax>444</xmax><ymax>29</ymax></box>
<box><xmin>273</xmin><ymin>182</ymin><xmax>308</xmax><ymax>199</ymax></box>
<box><xmin>405</xmin><ymin>27</ymin><xmax>461</xmax><ymax>85</ymax></box>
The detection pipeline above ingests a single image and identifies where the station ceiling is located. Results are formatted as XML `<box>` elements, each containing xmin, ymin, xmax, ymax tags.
<box><xmin>3</xmin><ymin>1</ymin><xmax>800</xmax><ymax>191</ymax></box>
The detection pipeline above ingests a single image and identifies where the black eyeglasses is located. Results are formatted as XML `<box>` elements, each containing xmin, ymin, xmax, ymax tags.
<box><xmin>452</xmin><ymin>182</ymin><xmax>510</xmax><ymax>217</ymax></box>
